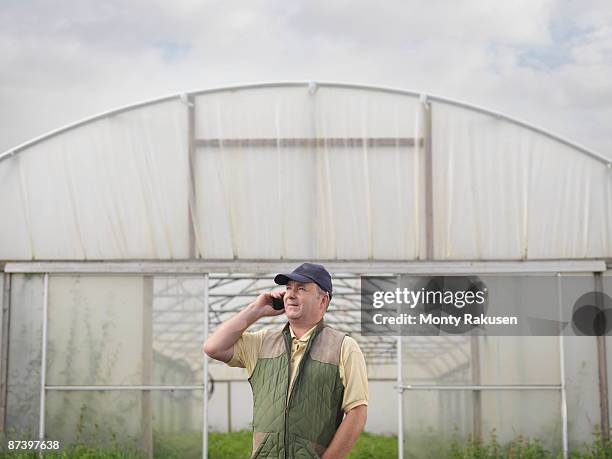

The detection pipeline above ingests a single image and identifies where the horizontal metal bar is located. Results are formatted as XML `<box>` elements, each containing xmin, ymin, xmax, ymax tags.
<box><xmin>399</xmin><ymin>384</ymin><xmax>561</xmax><ymax>391</ymax></box>
<box><xmin>206</xmin><ymin>377</ymin><xmax>399</xmax><ymax>383</ymax></box>
<box><xmin>154</xmin><ymin>293</ymin><xmax>360</xmax><ymax>299</ymax></box>
<box><xmin>211</xmin><ymin>293</ymin><xmax>360</xmax><ymax>298</ymax></box>
<box><xmin>46</xmin><ymin>385</ymin><xmax>205</xmax><ymax>391</ymax></box>
<box><xmin>4</xmin><ymin>260</ymin><xmax>607</xmax><ymax>274</ymax></box>
<box><xmin>207</xmin><ymin>275</ymin><xmax>361</xmax><ymax>280</ymax></box>
<box><xmin>154</xmin><ymin>340</ymin><xmax>204</xmax><ymax>345</ymax></box>
<box><xmin>154</xmin><ymin>307</ymin><xmax>360</xmax><ymax>315</ymax></box>
<box><xmin>194</xmin><ymin>137</ymin><xmax>420</xmax><ymax>148</ymax></box>
<box><xmin>153</xmin><ymin>310</ymin><xmax>204</xmax><ymax>315</ymax></box>
<box><xmin>47</xmin><ymin>380</ymin><xmax>402</xmax><ymax>390</ymax></box>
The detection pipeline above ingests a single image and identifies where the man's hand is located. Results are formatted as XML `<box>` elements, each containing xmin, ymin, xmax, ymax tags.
<box><xmin>321</xmin><ymin>405</ymin><xmax>367</xmax><ymax>459</ymax></box>
<box><xmin>252</xmin><ymin>291</ymin><xmax>287</xmax><ymax>318</ymax></box>
<box><xmin>202</xmin><ymin>291</ymin><xmax>285</xmax><ymax>362</ymax></box>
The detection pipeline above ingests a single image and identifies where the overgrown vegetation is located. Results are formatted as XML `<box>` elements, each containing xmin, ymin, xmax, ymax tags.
<box><xmin>439</xmin><ymin>428</ymin><xmax>612</xmax><ymax>459</ymax></box>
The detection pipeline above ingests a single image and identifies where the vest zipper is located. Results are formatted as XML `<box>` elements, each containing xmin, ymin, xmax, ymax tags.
<box><xmin>283</xmin><ymin>324</ymin><xmax>323</xmax><ymax>459</ymax></box>
<box><xmin>283</xmin><ymin>332</ymin><xmax>291</xmax><ymax>459</ymax></box>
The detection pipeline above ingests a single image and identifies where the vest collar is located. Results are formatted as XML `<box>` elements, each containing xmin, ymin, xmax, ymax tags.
<box><xmin>289</xmin><ymin>323</ymin><xmax>317</xmax><ymax>342</ymax></box>
<box><xmin>283</xmin><ymin>319</ymin><xmax>326</xmax><ymax>342</ymax></box>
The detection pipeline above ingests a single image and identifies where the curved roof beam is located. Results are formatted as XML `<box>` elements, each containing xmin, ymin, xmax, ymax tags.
<box><xmin>1</xmin><ymin>80</ymin><xmax>610</xmax><ymax>165</ymax></box>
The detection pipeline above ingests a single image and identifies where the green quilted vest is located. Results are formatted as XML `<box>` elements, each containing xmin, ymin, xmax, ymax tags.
<box><xmin>248</xmin><ymin>321</ymin><xmax>346</xmax><ymax>459</ymax></box>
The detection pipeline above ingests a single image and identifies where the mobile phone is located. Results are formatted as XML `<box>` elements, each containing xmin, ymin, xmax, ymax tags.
<box><xmin>271</xmin><ymin>296</ymin><xmax>285</xmax><ymax>310</ymax></box>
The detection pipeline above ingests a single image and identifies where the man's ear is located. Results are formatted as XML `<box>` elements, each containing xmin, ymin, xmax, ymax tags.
<box><xmin>321</xmin><ymin>294</ymin><xmax>330</xmax><ymax>311</ymax></box>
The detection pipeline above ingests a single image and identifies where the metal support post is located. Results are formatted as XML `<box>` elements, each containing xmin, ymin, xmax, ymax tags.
<box><xmin>186</xmin><ymin>93</ymin><xmax>199</xmax><ymax>259</ymax></box>
<box><xmin>38</xmin><ymin>274</ymin><xmax>49</xmax><ymax>443</ymax></box>
<box><xmin>557</xmin><ymin>274</ymin><xmax>568</xmax><ymax>459</ymax></box>
<box><xmin>0</xmin><ymin>274</ymin><xmax>11</xmax><ymax>432</ymax></box>
<box><xmin>421</xmin><ymin>94</ymin><xmax>434</xmax><ymax>260</ymax></box>
<box><xmin>227</xmin><ymin>381</ymin><xmax>232</xmax><ymax>433</ymax></box>
<box><xmin>142</xmin><ymin>277</ymin><xmax>154</xmax><ymax>459</ymax></box>
<box><xmin>202</xmin><ymin>273</ymin><xmax>209</xmax><ymax>459</ymax></box>
<box><xmin>397</xmin><ymin>334</ymin><xmax>403</xmax><ymax>459</ymax></box>
<box><xmin>397</xmin><ymin>275</ymin><xmax>404</xmax><ymax>459</ymax></box>
<box><xmin>595</xmin><ymin>273</ymin><xmax>610</xmax><ymax>440</ymax></box>
<box><xmin>470</xmin><ymin>336</ymin><xmax>482</xmax><ymax>442</ymax></box>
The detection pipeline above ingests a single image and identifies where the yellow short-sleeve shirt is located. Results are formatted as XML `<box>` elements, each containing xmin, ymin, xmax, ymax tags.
<box><xmin>225</xmin><ymin>325</ymin><xmax>368</xmax><ymax>413</ymax></box>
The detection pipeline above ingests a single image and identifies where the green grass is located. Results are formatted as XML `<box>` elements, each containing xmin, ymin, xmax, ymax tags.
<box><xmin>348</xmin><ymin>432</ymin><xmax>398</xmax><ymax>458</ymax></box>
<box><xmin>2</xmin><ymin>430</ymin><xmax>612</xmax><ymax>458</ymax></box>
<box><xmin>209</xmin><ymin>430</ymin><xmax>254</xmax><ymax>458</ymax></box>
<box><xmin>0</xmin><ymin>431</ymin><xmax>395</xmax><ymax>458</ymax></box>
<box><xmin>163</xmin><ymin>430</ymin><xmax>398</xmax><ymax>459</ymax></box>
<box><xmin>447</xmin><ymin>433</ymin><xmax>553</xmax><ymax>459</ymax></box>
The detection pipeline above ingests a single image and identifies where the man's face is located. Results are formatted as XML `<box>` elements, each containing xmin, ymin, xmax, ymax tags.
<box><xmin>284</xmin><ymin>280</ymin><xmax>328</xmax><ymax>324</ymax></box>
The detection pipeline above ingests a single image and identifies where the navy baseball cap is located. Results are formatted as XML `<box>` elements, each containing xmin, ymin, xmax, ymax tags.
<box><xmin>274</xmin><ymin>263</ymin><xmax>333</xmax><ymax>299</ymax></box>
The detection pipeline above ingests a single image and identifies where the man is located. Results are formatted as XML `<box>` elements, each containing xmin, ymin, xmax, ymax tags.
<box><xmin>203</xmin><ymin>263</ymin><xmax>368</xmax><ymax>459</ymax></box>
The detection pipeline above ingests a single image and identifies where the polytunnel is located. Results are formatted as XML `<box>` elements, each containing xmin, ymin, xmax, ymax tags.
<box><xmin>0</xmin><ymin>81</ymin><xmax>611</xmax><ymax>458</ymax></box>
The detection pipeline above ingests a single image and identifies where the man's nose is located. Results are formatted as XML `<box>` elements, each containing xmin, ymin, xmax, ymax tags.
<box><xmin>286</xmin><ymin>289</ymin><xmax>296</xmax><ymax>299</ymax></box>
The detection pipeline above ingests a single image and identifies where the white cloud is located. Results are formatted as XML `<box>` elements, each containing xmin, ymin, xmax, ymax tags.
<box><xmin>0</xmin><ymin>0</ymin><xmax>611</xmax><ymax>158</ymax></box>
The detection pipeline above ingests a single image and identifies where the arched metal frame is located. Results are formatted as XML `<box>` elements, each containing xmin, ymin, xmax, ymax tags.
<box><xmin>2</xmin><ymin>81</ymin><xmax>610</xmax><ymax>165</ymax></box>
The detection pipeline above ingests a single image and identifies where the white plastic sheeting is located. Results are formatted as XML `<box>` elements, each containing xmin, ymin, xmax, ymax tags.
<box><xmin>193</xmin><ymin>86</ymin><xmax>423</xmax><ymax>259</ymax></box>
<box><xmin>432</xmin><ymin>102</ymin><xmax>612</xmax><ymax>260</ymax></box>
<box><xmin>0</xmin><ymin>83</ymin><xmax>610</xmax><ymax>261</ymax></box>
<box><xmin>0</xmin><ymin>99</ymin><xmax>189</xmax><ymax>260</ymax></box>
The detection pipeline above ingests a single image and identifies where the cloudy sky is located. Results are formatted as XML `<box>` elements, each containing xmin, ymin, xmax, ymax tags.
<box><xmin>1</xmin><ymin>0</ymin><xmax>611</xmax><ymax>157</ymax></box>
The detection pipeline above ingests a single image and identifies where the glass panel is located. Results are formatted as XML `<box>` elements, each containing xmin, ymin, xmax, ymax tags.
<box><xmin>402</xmin><ymin>389</ymin><xmax>562</xmax><ymax>457</ymax></box>
<box><xmin>606</xmin><ymin>271</ymin><xmax>612</xmax><ymax>434</ymax></box>
<box><xmin>206</xmin><ymin>377</ymin><xmax>254</xmax><ymax>433</ymax></box>
<box><xmin>208</xmin><ymin>380</ymin><xmax>229</xmax><ymax>432</ymax></box>
<box><xmin>481</xmin><ymin>390</ymin><xmax>561</xmax><ymax>452</ymax></box>
<box><xmin>400</xmin><ymin>274</ymin><xmax>587</xmax><ymax>385</ymax></box>
<box><xmin>561</xmin><ymin>274</ymin><xmax>600</xmax><ymax>447</ymax></box>
<box><xmin>402</xmin><ymin>336</ymin><xmax>473</xmax><ymax>385</ymax></box>
<box><xmin>47</xmin><ymin>275</ymin><xmax>206</xmax><ymax>386</ymax></box>
<box><xmin>46</xmin><ymin>390</ymin><xmax>203</xmax><ymax>458</ymax></box>
<box><xmin>402</xmin><ymin>335</ymin><xmax>561</xmax><ymax>386</ymax></box>
<box><xmin>480</xmin><ymin>336</ymin><xmax>559</xmax><ymax>385</ymax></box>
<box><xmin>230</xmin><ymin>381</ymin><xmax>253</xmax><ymax>432</ymax></box>
<box><xmin>151</xmin><ymin>391</ymin><xmax>203</xmax><ymax>459</ymax></box>
<box><xmin>46</xmin><ymin>390</ymin><xmax>143</xmax><ymax>449</ymax></box>
<box><xmin>367</xmin><ymin>380</ymin><xmax>398</xmax><ymax>435</ymax></box>
<box><xmin>46</xmin><ymin>275</ymin><xmax>147</xmax><ymax>385</ymax></box>
<box><xmin>152</xmin><ymin>276</ymin><xmax>204</xmax><ymax>385</ymax></box>
<box><xmin>564</xmin><ymin>336</ymin><xmax>599</xmax><ymax>448</ymax></box>
<box><xmin>403</xmin><ymin>390</ymin><xmax>473</xmax><ymax>458</ymax></box>
<box><xmin>6</xmin><ymin>274</ymin><xmax>44</xmax><ymax>435</ymax></box>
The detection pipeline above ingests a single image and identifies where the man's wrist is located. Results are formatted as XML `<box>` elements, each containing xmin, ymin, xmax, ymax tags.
<box><xmin>243</xmin><ymin>302</ymin><xmax>264</xmax><ymax>323</ymax></box>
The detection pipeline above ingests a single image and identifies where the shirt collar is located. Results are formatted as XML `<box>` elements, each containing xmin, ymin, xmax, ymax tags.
<box><xmin>289</xmin><ymin>323</ymin><xmax>319</xmax><ymax>342</ymax></box>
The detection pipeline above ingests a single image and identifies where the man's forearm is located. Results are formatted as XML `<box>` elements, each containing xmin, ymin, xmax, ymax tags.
<box><xmin>322</xmin><ymin>405</ymin><xmax>367</xmax><ymax>459</ymax></box>
<box><xmin>202</xmin><ymin>303</ymin><xmax>261</xmax><ymax>362</ymax></box>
